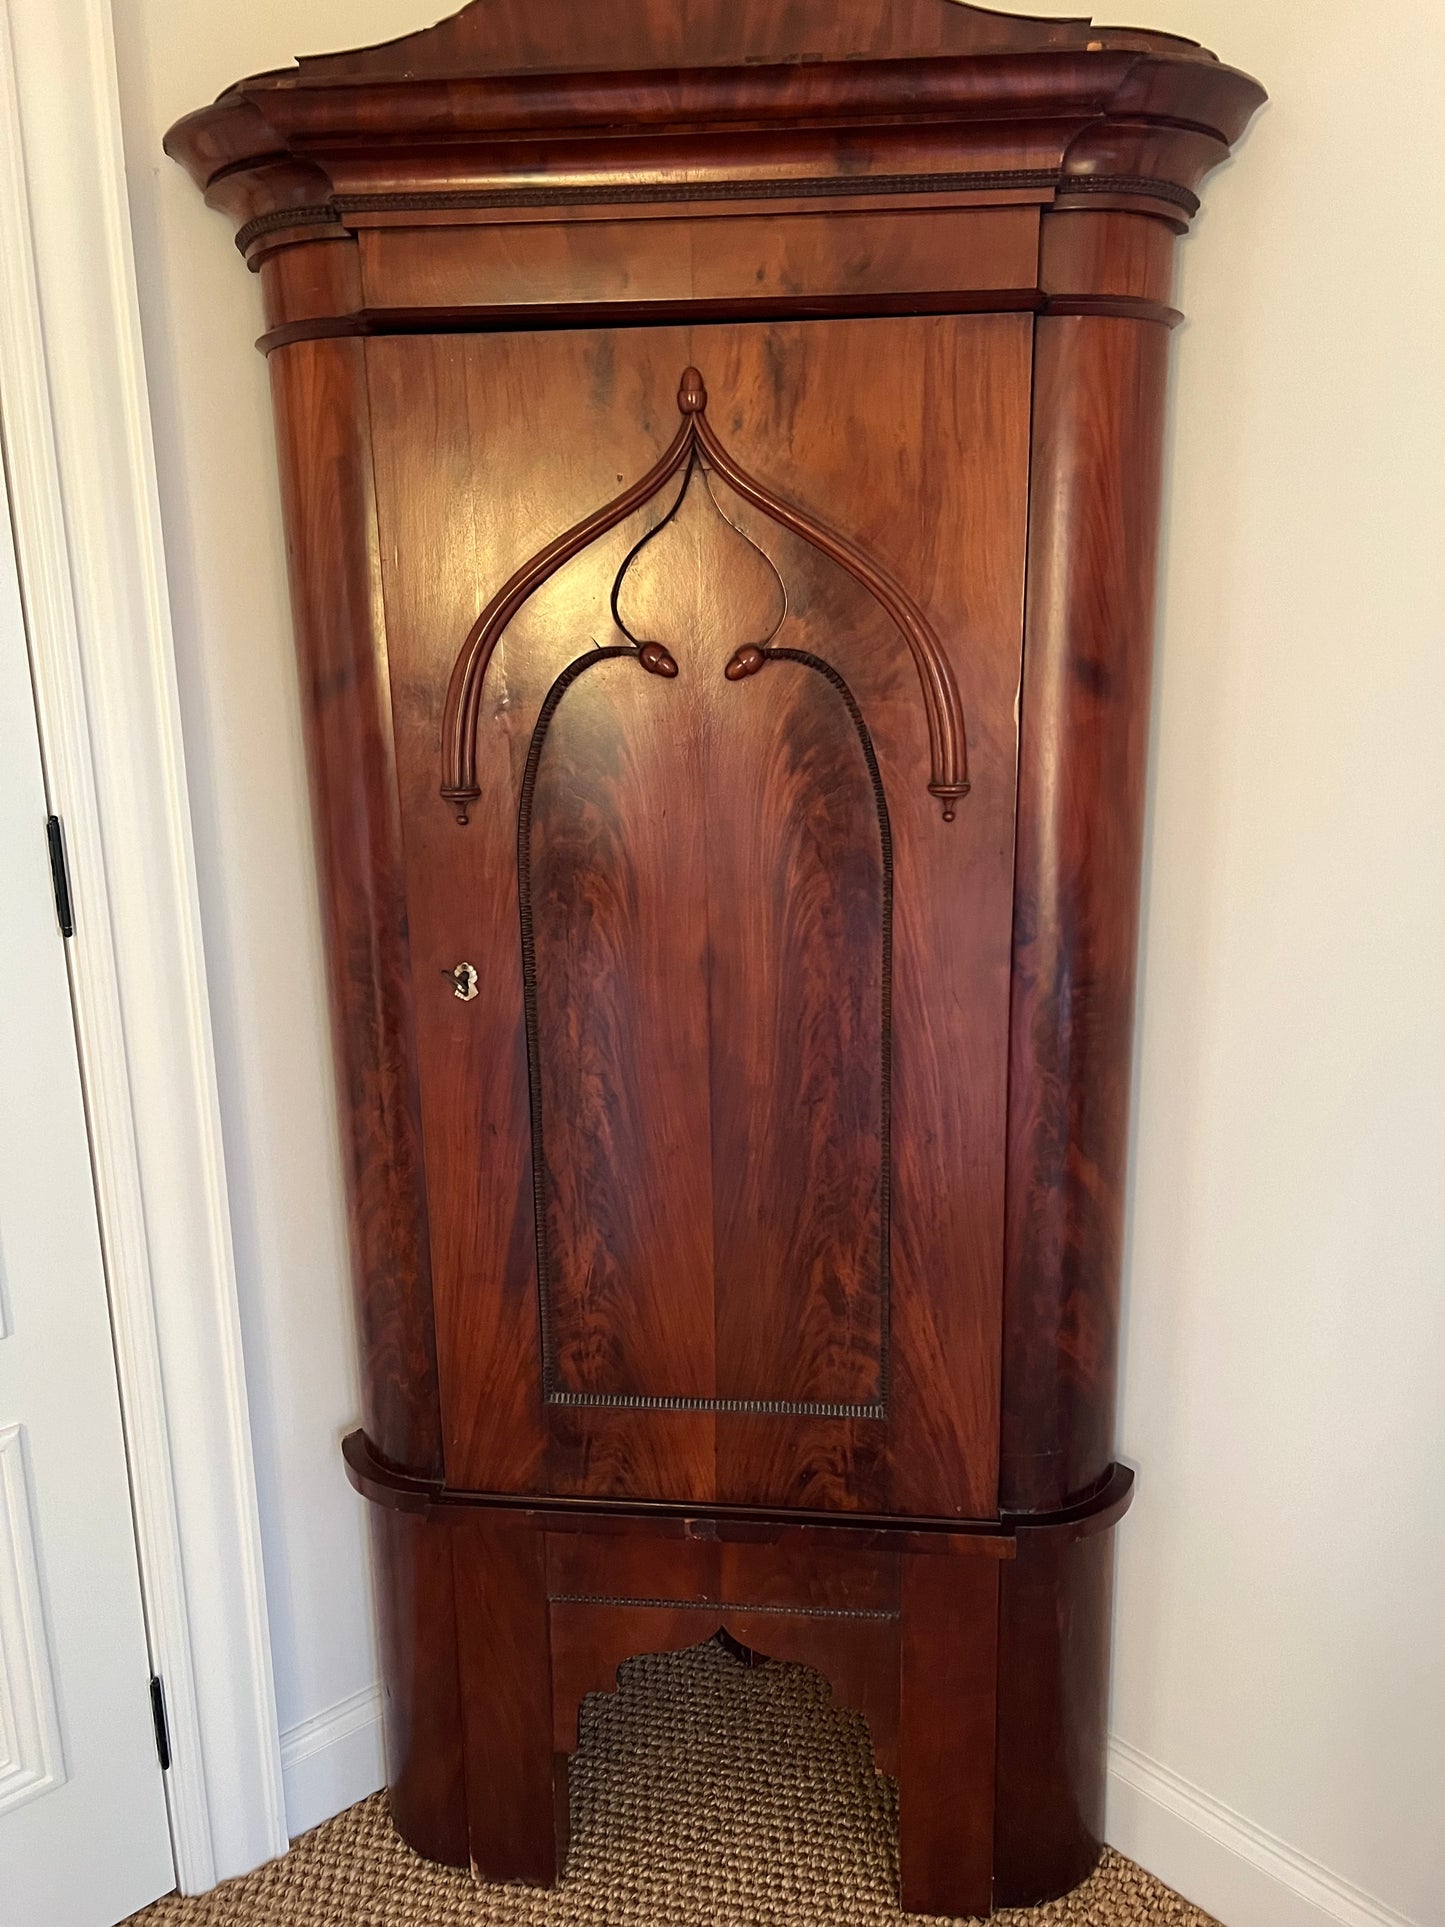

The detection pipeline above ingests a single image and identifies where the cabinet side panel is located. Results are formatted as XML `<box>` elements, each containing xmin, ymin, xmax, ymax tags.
<box><xmin>993</xmin><ymin>1526</ymin><xmax>1114</xmax><ymax>1906</ymax></box>
<box><xmin>897</xmin><ymin>1551</ymin><xmax>1000</xmax><ymax>1916</ymax></box>
<box><xmin>268</xmin><ymin>339</ymin><xmax>442</xmax><ymax>1477</ymax></box>
<box><xmin>1003</xmin><ymin>315</ymin><xmax>1170</xmax><ymax>1511</ymax></box>
<box><xmin>368</xmin><ymin>1504</ymin><xmax>468</xmax><ymax>1865</ymax></box>
<box><xmin>451</xmin><ymin>1513</ymin><xmax>560</xmax><ymax>1883</ymax></box>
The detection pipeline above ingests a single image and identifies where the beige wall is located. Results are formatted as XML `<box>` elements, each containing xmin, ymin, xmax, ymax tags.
<box><xmin>1096</xmin><ymin>9</ymin><xmax>1444</xmax><ymax>1926</ymax></box>
<box><xmin>112</xmin><ymin>4</ymin><xmax>1445</xmax><ymax>1922</ymax></box>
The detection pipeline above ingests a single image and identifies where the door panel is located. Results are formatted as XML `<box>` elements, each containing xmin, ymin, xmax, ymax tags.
<box><xmin>0</xmin><ymin>461</ymin><xmax>173</xmax><ymax>1924</ymax></box>
<box><xmin>369</xmin><ymin>313</ymin><xmax>1030</xmax><ymax>1517</ymax></box>
<box><xmin>526</xmin><ymin>640</ymin><xmax>889</xmax><ymax>1419</ymax></box>
<box><xmin>704</xmin><ymin>652</ymin><xmax>888</xmax><ymax>1417</ymax></box>
<box><xmin>528</xmin><ymin>650</ymin><xmax>718</xmax><ymax>1411</ymax></box>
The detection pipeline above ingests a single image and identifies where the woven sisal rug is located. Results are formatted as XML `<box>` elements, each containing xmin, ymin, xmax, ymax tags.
<box><xmin>128</xmin><ymin>1639</ymin><xmax>1217</xmax><ymax>1926</ymax></box>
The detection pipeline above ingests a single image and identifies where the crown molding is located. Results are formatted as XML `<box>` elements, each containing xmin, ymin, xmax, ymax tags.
<box><xmin>164</xmin><ymin>8</ymin><xmax>1264</xmax><ymax>266</ymax></box>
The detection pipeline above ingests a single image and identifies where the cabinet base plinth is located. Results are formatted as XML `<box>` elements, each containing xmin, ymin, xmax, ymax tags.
<box><xmin>349</xmin><ymin>1435</ymin><xmax>1131</xmax><ymax>1920</ymax></box>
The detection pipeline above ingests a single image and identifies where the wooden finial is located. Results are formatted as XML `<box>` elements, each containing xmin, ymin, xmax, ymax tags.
<box><xmin>678</xmin><ymin>367</ymin><xmax>707</xmax><ymax>415</ymax></box>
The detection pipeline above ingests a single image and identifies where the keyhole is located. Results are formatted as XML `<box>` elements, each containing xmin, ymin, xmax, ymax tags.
<box><xmin>448</xmin><ymin>962</ymin><xmax>479</xmax><ymax>1003</ymax></box>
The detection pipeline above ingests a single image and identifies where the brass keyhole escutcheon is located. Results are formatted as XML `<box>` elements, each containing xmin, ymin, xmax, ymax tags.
<box><xmin>447</xmin><ymin>962</ymin><xmax>479</xmax><ymax>1003</ymax></box>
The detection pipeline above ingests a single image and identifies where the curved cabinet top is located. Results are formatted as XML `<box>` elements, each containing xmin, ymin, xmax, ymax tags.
<box><xmin>164</xmin><ymin>0</ymin><xmax>1265</xmax><ymax>273</ymax></box>
<box><xmin>255</xmin><ymin>0</ymin><xmax>1218</xmax><ymax>76</ymax></box>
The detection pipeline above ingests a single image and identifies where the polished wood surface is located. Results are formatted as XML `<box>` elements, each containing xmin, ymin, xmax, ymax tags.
<box><xmin>359</xmin><ymin>1442</ymin><xmax>1132</xmax><ymax>1913</ymax></box>
<box><xmin>438</xmin><ymin>364</ymin><xmax>972</xmax><ymax>818</ymax></box>
<box><xmin>366</xmin><ymin>316</ymin><xmax>1029</xmax><ymax>1518</ymax></box>
<box><xmin>268</xmin><ymin>338</ymin><xmax>441</xmax><ymax>1479</ymax></box>
<box><xmin>452</xmin><ymin>1511</ymin><xmax>561</xmax><ymax>1884</ymax></box>
<box><xmin>357</xmin><ymin>206</ymin><xmax>1043</xmax><ymax>336</ymax></box>
<box><xmin>284</xmin><ymin>0</ymin><xmax>1210</xmax><ymax>75</ymax></box>
<box><xmin>994</xmin><ymin>1522</ymin><xmax>1115</xmax><ymax>1907</ymax></box>
<box><xmin>899</xmin><ymin>1552</ymin><xmax>1000</xmax><ymax>1916</ymax></box>
<box><xmin>367</xmin><ymin>1504</ymin><xmax>467</xmax><ymax>1866</ymax></box>
<box><xmin>528</xmin><ymin>641</ymin><xmax>889</xmax><ymax>1414</ymax></box>
<box><xmin>342</xmin><ymin>1425</ymin><xmax>1026</xmax><ymax>1555</ymax></box>
<box><xmin>546</xmin><ymin>1514</ymin><xmax>907</xmax><ymax>1773</ymax></box>
<box><xmin>164</xmin><ymin>0</ymin><xmax>1265</xmax><ymax>290</ymax></box>
<box><xmin>170</xmin><ymin>2</ymin><xmax>1262</xmax><ymax>1913</ymax></box>
<box><xmin>1001</xmin><ymin>313</ymin><xmax>1172</xmax><ymax>1514</ymax></box>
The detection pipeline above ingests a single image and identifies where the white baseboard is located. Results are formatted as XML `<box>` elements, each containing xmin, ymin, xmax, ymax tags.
<box><xmin>279</xmin><ymin>1685</ymin><xmax>386</xmax><ymax>1842</ymax></box>
<box><xmin>1107</xmin><ymin>1738</ymin><xmax>1419</xmax><ymax>1927</ymax></box>
<box><xmin>275</xmin><ymin>1689</ymin><xmax>1418</xmax><ymax>1927</ymax></box>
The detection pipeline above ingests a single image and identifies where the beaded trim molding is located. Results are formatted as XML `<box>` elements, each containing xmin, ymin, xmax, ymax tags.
<box><xmin>233</xmin><ymin>170</ymin><xmax>1200</xmax><ymax>255</ymax></box>
<box><xmin>549</xmin><ymin>1392</ymin><xmax>888</xmax><ymax>1421</ymax></box>
<box><xmin>549</xmin><ymin>1593</ymin><xmax>900</xmax><ymax>1623</ymax></box>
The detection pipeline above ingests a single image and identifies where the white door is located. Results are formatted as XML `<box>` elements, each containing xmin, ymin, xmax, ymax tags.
<box><xmin>0</xmin><ymin>461</ymin><xmax>174</xmax><ymax>1922</ymax></box>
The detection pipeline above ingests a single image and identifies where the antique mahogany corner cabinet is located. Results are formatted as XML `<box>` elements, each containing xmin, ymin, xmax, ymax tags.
<box><xmin>168</xmin><ymin>4</ymin><xmax>1262</xmax><ymax>1914</ymax></box>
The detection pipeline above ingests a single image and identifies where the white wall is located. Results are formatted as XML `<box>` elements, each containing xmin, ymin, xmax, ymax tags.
<box><xmin>109</xmin><ymin>0</ymin><xmax>443</xmax><ymax>1831</ymax></box>
<box><xmin>110</xmin><ymin>2</ymin><xmax>1445</xmax><ymax>1921</ymax></box>
<box><xmin>1100</xmin><ymin>8</ymin><xmax>1445</xmax><ymax>1927</ymax></box>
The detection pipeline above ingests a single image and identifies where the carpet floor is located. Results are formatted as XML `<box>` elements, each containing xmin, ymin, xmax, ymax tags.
<box><xmin>127</xmin><ymin>1640</ymin><xmax>1216</xmax><ymax>1927</ymax></box>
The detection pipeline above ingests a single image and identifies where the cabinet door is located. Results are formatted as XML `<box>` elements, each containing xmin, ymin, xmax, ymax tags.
<box><xmin>370</xmin><ymin>315</ymin><xmax>1030</xmax><ymax>1517</ymax></box>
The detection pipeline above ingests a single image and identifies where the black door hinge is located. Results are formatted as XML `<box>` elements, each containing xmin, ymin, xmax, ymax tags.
<box><xmin>150</xmin><ymin>1674</ymin><xmax>172</xmax><ymax>1772</ymax></box>
<box><xmin>46</xmin><ymin>816</ymin><xmax>74</xmax><ymax>938</ymax></box>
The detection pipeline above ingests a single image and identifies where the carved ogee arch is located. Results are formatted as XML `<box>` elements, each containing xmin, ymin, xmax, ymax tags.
<box><xmin>440</xmin><ymin>367</ymin><xmax>971</xmax><ymax>821</ymax></box>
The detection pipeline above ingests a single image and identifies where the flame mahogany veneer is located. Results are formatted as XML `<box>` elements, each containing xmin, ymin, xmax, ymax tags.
<box><xmin>167</xmin><ymin>4</ymin><xmax>1262</xmax><ymax>1913</ymax></box>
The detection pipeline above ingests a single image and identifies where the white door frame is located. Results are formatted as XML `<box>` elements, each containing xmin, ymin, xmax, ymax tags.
<box><xmin>0</xmin><ymin>0</ymin><xmax>287</xmax><ymax>1892</ymax></box>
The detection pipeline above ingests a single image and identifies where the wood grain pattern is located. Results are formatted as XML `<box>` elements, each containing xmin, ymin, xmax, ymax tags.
<box><xmin>545</xmin><ymin>1531</ymin><xmax>902</xmax><ymax>1615</ymax></box>
<box><xmin>451</xmin><ymin>1512</ymin><xmax>563</xmax><ymax>1883</ymax></box>
<box><xmin>267</xmin><ymin>338</ymin><xmax>442</xmax><ymax>1478</ymax></box>
<box><xmin>1001</xmin><ymin>315</ymin><xmax>1171</xmax><ymax>1514</ymax></box>
<box><xmin>441</xmin><ymin>365</ymin><xmax>970</xmax><ymax>820</ymax></box>
<box><xmin>524</xmin><ymin>649</ymin><xmax>717</xmax><ymax>1414</ymax></box>
<box><xmin>343</xmin><ymin>1426</ymin><xmax>1020</xmax><ymax>1556</ymax></box>
<box><xmin>688</xmin><ymin>379</ymin><xmax>970</xmax><ymax>818</ymax></box>
<box><xmin>354</xmin><ymin>1454</ymin><xmax>1128</xmax><ymax>1901</ymax></box>
<box><xmin>707</xmin><ymin>651</ymin><xmax>889</xmax><ymax>1417</ymax></box>
<box><xmin>287</xmin><ymin>0</ymin><xmax>1210</xmax><ymax>77</ymax></box>
<box><xmin>366</xmin><ymin>317</ymin><xmax>1029</xmax><ymax>1517</ymax></box>
<box><xmin>437</xmin><ymin>405</ymin><xmax>696</xmax><ymax>822</ymax></box>
<box><xmin>173</xmin><ymin>7</ymin><xmax>1263</xmax><ymax>1909</ymax></box>
<box><xmin>993</xmin><ymin>1523</ymin><xmax>1114</xmax><ymax>1907</ymax></box>
<box><xmin>353</xmin><ymin>205</ymin><xmax>1042</xmax><ymax>339</ymax></box>
<box><xmin>1040</xmin><ymin>209</ymin><xmax>1177</xmax><ymax>309</ymax></box>
<box><xmin>165</xmin><ymin>0</ymin><xmax>1265</xmax><ymax>315</ymax></box>
<box><xmin>524</xmin><ymin>608</ymin><xmax>888</xmax><ymax>1423</ymax></box>
<box><xmin>898</xmin><ymin>1550</ymin><xmax>1001</xmax><ymax>1916</ymax></box>
<box><xmin>367</xmin><ymin>1503</ymin><xmax>468</xmax><ymax>1866</ymax></box>
<box><xmin>167</xmin><ymin>27</ymin><xmax>1264</xmax><ymax>295</ymax></box>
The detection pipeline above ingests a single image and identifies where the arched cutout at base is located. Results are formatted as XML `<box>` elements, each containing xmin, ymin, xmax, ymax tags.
<box><xmin>542</xmin><ymin>1640</ymin><xmax>911</xmax><ymax>1920</ymax></box>
<box><xmin>354</xmin><ymin>1454</ymin><xmax>1131</xmax><ymax>1915</ymax></box>
<box><xmin>549</xmin><ymin>1613</ymin><xmax>900</xmax><ymax>1777</ymax></box>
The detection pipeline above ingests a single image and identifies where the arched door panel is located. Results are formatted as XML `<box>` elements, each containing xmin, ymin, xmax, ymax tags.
<box><xmin>526</xmin><ymin>643</ymin><xmax>889</xmax><ymax>1421</ymax></box>
<box><xmin>369</xmin><ymin>315</ymin><xmax>1032</xmax><ymax>1516</ymax></box>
